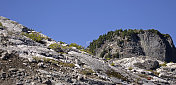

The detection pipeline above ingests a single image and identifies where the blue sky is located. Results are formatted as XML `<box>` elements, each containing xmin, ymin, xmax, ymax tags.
<box><xmin>0</xmin><ymin>0</ymin><xmax>176</xmax><ymax>47</ymax></box>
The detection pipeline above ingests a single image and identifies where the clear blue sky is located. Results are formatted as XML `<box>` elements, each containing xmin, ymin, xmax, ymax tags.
<box><xmin>0</xmin><ymin>0</ymin><xmax>176</xmax><ymax>47</ymax></box>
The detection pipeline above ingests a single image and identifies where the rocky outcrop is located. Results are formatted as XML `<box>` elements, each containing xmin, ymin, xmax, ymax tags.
<box><xmin>134</xmin><ymin>60</ymin><xmax>160</xmax><ymax>70</ymax></box>
<box><xmin>89</xmin><ymin>29</ymin><xmax>176</xmax><ymax>62</ymax></box>
<box><xmin>138</xmin><ymin>31</ymin><xmax>176</xmax><ymax>62</ymax></box>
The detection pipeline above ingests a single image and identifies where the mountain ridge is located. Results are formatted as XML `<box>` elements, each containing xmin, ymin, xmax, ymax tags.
<box><xmin>0</xmin><ymin>16</ymin><xmax>176</xmax><ymax>84</ymax></box>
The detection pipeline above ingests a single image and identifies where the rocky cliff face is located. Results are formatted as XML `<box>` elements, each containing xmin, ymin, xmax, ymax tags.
<box><xmin>138</xmin><ymin>31</ymin><xmax>176</xmax><ymax>62</ymax></box>
<box><xmin>0</xmin><ymin>16</ymin><xmax>176</xmax><ymax>85</ymax></box>
<box><xmin>89</xmin><ymin>29</ymin><xmax>176</xmax><ymax>62</ymax></box>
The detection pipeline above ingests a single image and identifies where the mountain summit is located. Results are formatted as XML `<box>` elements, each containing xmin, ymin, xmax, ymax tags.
<box><xmin>88</xmin><ymin>29</ymin><xmax>176</xmax><ymax>62</ymax></box>
<box><xmin>0</xmin><ymin>16</ymin><xmax>176</xmax><ymax>85</ymax></box>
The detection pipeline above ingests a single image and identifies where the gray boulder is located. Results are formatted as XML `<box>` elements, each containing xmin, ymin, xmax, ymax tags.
<box><xmin>134</xmin><ymin>60</ymin><xmax>159</xmax><ymax>70</ymax></box>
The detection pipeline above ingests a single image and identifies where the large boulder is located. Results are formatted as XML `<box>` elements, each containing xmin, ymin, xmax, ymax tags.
<box><xmin>134</xmin><ymin>60</ymin><xmax>160</xmax><ymax>70</ymax></box>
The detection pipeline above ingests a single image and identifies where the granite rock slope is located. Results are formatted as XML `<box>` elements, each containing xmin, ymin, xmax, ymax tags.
<box><xmin>0</xmin><ymin>16</ymin><xmax>176</xmax><ymax>85</ymax></box>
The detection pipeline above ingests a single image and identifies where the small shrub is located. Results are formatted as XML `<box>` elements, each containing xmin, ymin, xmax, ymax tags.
<box><xmin>59</xmin><ymin>52</ymin><xmax>67</xmax><ymax>54</ymax></box>
<box><xmin>127</xmin><ymin>29</ymin><xmax>135</xmax><ymax>36</ymax></box>
<box><xmin>32</xmin><ymin>56</ymin><xmax>42</xmax><ymax>62</ymax></box>
<box><xmin>11</xmin><ymin>21</ymin><xmax>19</xmax><ymax>25</ymax></box>
<box><xmin>49</xmin><ymin>43</ymin><xmax>61</xmax><ymax>50</ymax></box>
<box><xmin>80</xmin><ymin>49</ymin><xmax>85</xmax><ymax>52</ymax></box>
<box><xmin>69</xmin><ymin>43</ymin><xmax>93</xmax><ymax>55</ymax></box>
<box><xmin>106</xmin><ymin>70</ymin><xmax>128</xmax><ymax>81</ymax></box>
<box><xmin>59</xmin><ymin>41</ymin><xmax>66</xmax><ymax>44</ymax></box>
<box><xmin>146</xmin><ymin>70</ymin><xmax>160</xmax><ymax>76</ymax></box>
<box><xmin>148</xmin><ymin>29</ymin><xmax>160</xmax><ymax>34</ymax></box>
<box><xmin>49</xmin><ymin>43</ymin><xmax>66</xmax><ymax>53</ymax></box>
<box><xmin>162</xmin><ymin>34</ymin><xmax>170</xmax><ymax>38</ymax></box>
<box><xmin>61</xmin><ymin>45</ymin><xmax>69</xmax><ymax>50</ymax></box>
<box><xmin>0</xmin><ymin>22</ymin><xmax>3</xmax><ymax>26</ymax></box>
<box><xmin>128</xmin><ymin>67</ymin><xmax>133</xmax><ymax>70</ymax></box>
<box><xmin>42</xmin><ymin>57</ymin><xmax>53</xmax><ymax>63</ymax></box>
<box><xmin>80</xmin><ymin>49</ymin><xmax>93</xmax><ymax>55</ymax></box>
<box><xmin>149</xmin><ymin>70</ymin><xmax>160</xmax><ymax>76</ymax></box>
<box><xmin>160</xmin><ymin>62</ymin><xmax>167</xmax><ymax>67</ymax></box>
<box><xmin>22</xmin><ymin>32</ymin><xmax>46</xmax><ymax>43</ymax></box>
<box><xmin>106</xmin><ymin>57</ymin><xmax>111</xmax><ymax>60</ymax></box>
<box><xmin>69</xmin><ymin>43</ymin><xmax>83</xmax><ymax>50</ymax></box>
<box><xmin>59</xmin><ymin>62</ymin><xmax>75</xmax><ymax>68</ymax></box>
<box><xmin>153</xmin><ymin>71</ymin><xmax>160</xmax><ymax>76</ymax></box>
<box><xmin>81</xmin><ymin>68</ymin><xmax>94</xmax><ymax>75</ymax></box>
<box><xmin>50</xmin><ymin>59</ymin><xmax>59</xmax><ymax>65</ymax></box>
<box><xmin>111</xmin><ymin>63</ymin><xmax>115</xmax><ymax>66</ymax></box>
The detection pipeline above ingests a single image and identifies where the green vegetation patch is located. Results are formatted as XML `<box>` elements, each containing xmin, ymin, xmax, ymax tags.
<box><xmin>59</xmin><ymin>41</ymin><xmax>66</xmax><ymax>44</ymax></box>
<box><xmin>80</xmin><ymin>48</ymin><xmax>93</xmax><ymax>55</ymax></box>
<box><xmin>80</xmin><ymin>68</ymin><xmax>95</xmax><ymax>75</ymax></box>
<box><xmin>59</xmin><ymin>62</ymin><xmax>75</xmax><ymax>68</ymax></box>
<box><xmin>128</xmin><ymin>67</ymin><xmax>133</xmax><ymax>70</ymax></box>
<box><xmin>162</xmin><ymin>34</ymin><xmax>170</xmax><ymax>38</ymax></box>
<box><xmin>49</xmin><ymin>43</ymin><xmax>66</xmax><ymax>54</ymax></box>
<box><xmin>49</xmin><ymin>43</ymin><xmax>61</xmax><ymax>50</ymax></box>
<box><xmin>148</xmin><ymin>29</ymin><xmax>160</xmax><ymax>34</ymax></box>
<box><xmin>159</xmin><ymin>62</ymin><xmax>167</xmax><ymax>67</ymax></box>
<box><xmin>111</xmin><ymin>63</ymin><xmax>115</xmax><ymax>66</ymax></box>
<box><xmin>147</xmin><ymin>70</ymin><xmax>160</xmax><ymax>76</ymax></box>
<box><xmin>32</xmin><ymin>56</ymin><xmax>42</xmax><ymax>62</ymax></box>
<box><xmin>22</xmin><ymin>32</ymin><xmax>47</xmax><ymax>43</ymax></box>
<box><xmin>0</xmin><ymin>22</ymin><xmax>3</xmax><ymax>26</ymax></box>
<box><xmin>69</xmin><ymin>43</ymin><xmax>83</xmax><ymax>50</ymax></box>
<box><xmin>106</xmin><ymin>69</ymin><xmax>128</xmax><ymax>81</ymax></box>
<box><xmin>69</xmin><ymin>43</ymin><xmax>93</xmax><ymax>54</ymax></box>
<box><xmin>11</xmin><ymin>21</ymin><xmax>19</xmax><ymax>25</ymax></box>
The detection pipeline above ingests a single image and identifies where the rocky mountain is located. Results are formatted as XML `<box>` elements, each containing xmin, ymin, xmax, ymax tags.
<box><xmin>88</xmin><ymin>29</ymin><xmax>176</xmax><ymax>62</ymax></box>
<box><xmin>0</xmin><ymin>16</ymin><xmax>176</xmax><ymax>85</ymax></box>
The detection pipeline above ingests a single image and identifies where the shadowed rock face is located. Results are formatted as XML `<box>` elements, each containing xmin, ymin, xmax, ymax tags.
<box><xmin>138</xmin><ymin>31</ymin><xmax>176</xmax><ymax>62</ymax></box>
<box><xmin>90</xmin><ymin>30</ymin><xmax>176</xmax><ymax>62</ymax></box>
